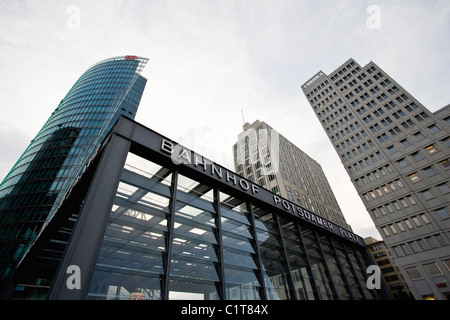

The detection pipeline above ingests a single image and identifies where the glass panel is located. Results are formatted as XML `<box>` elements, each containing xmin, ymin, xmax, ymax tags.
<box><xmin>278</xmin><ymin>217</ymin><xmax>315</xmax><ymax>300</ymax></box>
<box><xmin>253</xmin><ymin>206</ymin><xmax>292</xmax><ymax>300</ymax></box>
<box><xmin>319</xmin><ymin>234</ymin><xmax>350</xmax><ymax>300</ymax></box>
<box><xmin>334</xmin><ymin>240</ymin><xmax>364</xmax><ymax>299</ymax></box>
<box><xmin>300</xmin><ymin>226</ymin><xmax>334</xmax><ymax>300</ymax></box>
<box><xmin>169</xmin><ymin>174</ymin><xmax>220</xmax><ymax>300</ymax></box>
<box><xmin>87</xmin><ymin>153</ymin><xmax>172</xmax><ymax>300</ymax></box>
<box><xmin>220</xmin><ymin>192</ymin><xmax>261</xmax><ymax>300</ymax></box>
<box><xmin>351</xmin><ymin>249</ymin><xmax>379</xmax><ymax>299</ymax></box>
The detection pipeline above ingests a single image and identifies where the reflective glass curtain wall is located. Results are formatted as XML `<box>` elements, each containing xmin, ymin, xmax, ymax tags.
<box><xmin>0</xmin><ymin>56</ymin><xmax>148</xmax><ymax>281</ymax></box>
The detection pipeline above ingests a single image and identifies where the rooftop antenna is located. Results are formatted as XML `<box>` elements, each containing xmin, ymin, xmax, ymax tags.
<box><xmin>241</xmin><ymin>109</ymin><xmax>246</xmax><ymax>126</ymax></box>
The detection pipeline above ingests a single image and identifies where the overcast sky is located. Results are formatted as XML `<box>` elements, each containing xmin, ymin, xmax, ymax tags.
<box><xmin>1</xmin><ymin>0</ymin><xmax>449</xmax><ymax>239</ymax></box>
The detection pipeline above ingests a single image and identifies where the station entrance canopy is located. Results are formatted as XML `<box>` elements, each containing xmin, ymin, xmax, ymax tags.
<box><xmin>4</xmin><ymin>116</ymin><xmax>388</xmax><ymax>300</ymax></box>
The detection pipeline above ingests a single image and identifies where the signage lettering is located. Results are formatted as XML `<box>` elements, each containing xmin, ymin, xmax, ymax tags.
<box><xmin>273</xmin><ymin>195</ymin><xmax>336</xmax><ymax>233</ymax></box>
<box><xmin>161</xmin><ymin>138</ymin><xmax>362</xmax><ymax>245</ymax></box>
<box><xmin>338</xmin><ymin>227</ymin><xmax>361</xmax><ymax>243</ymax></box>
<box><xmin>272</xmin><ymin>194</ymin><xmax>361</xmax><ymax>244</ymax></box>
<box><xmin>161</xmin><ymin>139</ymin><xmax>259</xmax><ymax>195</ymax></box>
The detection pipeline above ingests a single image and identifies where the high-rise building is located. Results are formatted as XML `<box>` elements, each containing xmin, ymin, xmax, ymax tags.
<box><xmin>364</xmin><ymin>237</ymin><xmax>413</xmax><ymax>300</ymax></box>
<box><xmin>0</xmin><ymin>55</ymin><xmax>148</xmax><ymax>284</ymax></box>
<box><xmin>302</xmin><ymin>58</ymin><xmax>450</xmax><ymax>300</ymax></box>
<box><xmin>233</xmin><ymin>120</ymin><xmax>352</xmax><ymax>231</ymax></box>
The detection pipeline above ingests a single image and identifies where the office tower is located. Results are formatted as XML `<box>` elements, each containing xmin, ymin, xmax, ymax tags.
<box><xmin>302</xmin><ymin>58</ymin><xmax>450</xmax><ymax>300</ymax></box>
<box><xmin>233</xmin><ymin>120</ymin><xmax>352</xmax><ymax>231</ymax></box>
<box><xmin>2</xmin><ymin>116</ymin><xmax>388</xmax><ymax>300</ymax></box>
<box><xmin>0</xmin><ymin>55</ymin><xmax>148</xmax><ymax>283</ymax></box>
<box><xmin>364</xmin><ymin>237</ymin><xmax>413</xmax><ymax>299</ymax></box>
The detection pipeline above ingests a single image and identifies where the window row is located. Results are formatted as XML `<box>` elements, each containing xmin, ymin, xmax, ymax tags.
<box><xmin>377</xmin><ymin>122</ymin><xmax>442</xmax><ymax>146</ymax></box>
<box><xmin>387</xmin><ymin>143</ymin><xmax>439</xmax><ymax>157</ymax></box>
<box><xmin>406</xmin><ymin>162</ymin><xmax>449</xmax><ymax>185</ymax></box>
<box><xmin>390</xmin><ymin>233</ymin><xmax>447</xmax><ymax>258</ymax></box>
<box><xmin>329</xmin><ymin>60</ymin><xmax>358</xmax><ymax>82</ymax></box>
<box><xmin>405</xmin><ymin>259</ymin><xmax>450</xmax><ymax>281</ymax></box>
<box><xmin>381</xmin><ymin>213</ymin><xmax>431</xmax><ymax>237</ymax></box>
<box><xmin>366</xmin><ymin>181</ymin><xmax>449</xmax><ymax>208</ymax></box>
<box><xmin>347</xmin><ymin>151</ymin><xmax>384</xmax><ymax>174</ymax></box>
<box><xmin>355</xmin><ymin>164</ymin><xmax>394</xmax><ymax>187</ymax></box>
<box><xmin>363</xmin><ymin>179</ymin><xmax>406</xmax><ymax>202</ymax></box>
<box><xmin>305</xmin><ymin>79</ymin><xmax>331</xmax><ymax>97</ymax></box>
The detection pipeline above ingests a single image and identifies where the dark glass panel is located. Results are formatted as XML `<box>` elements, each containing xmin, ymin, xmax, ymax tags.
<box><xmin>220</xmin><ymin>192</ymin><xmax>261</xmax><ymax>300</ymax></box>
<box><xmin>87</xmin><ymin>153</ymin><xmax>171</xmax><ymax>300</ymax></box>
<box><xmin>168</xmin><ymin>174</ymin><xmax>220</xmax><ymax>300</ymax></box>
<box><xmin>252</xmin><ymin>206</ymin><xmax>291</xmax><ymax>300</ymax></box>
<box><xmin>278</xmin><ymin>216</ymin><xmax>315</xmax><ymax>300</ymax></box>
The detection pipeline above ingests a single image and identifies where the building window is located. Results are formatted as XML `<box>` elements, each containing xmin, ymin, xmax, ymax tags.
<box><xmin>422</xmin><ymin>189</ymin><xmax>434</xmax><ymax>201</ymax></box>
<box><xmin>413</xmin><ymin>131</ymin><xmax>425</xmax><ymax>141</ymax></box>
<box><xmin>426</xmin><ymin>145</ymin><xmax>438</xmax><ymax>155</ymax></box>
<box><xmin>425</xmin><ymin>237</ymin><xmax>438</xmax><ymax>249</ymax></box>
<box><xmin>428</xmin><ymin>124</ymin><xmax>440</xmax><ymax>134</ymax></box>
<box><xmin>412</xmin><ymin>216</ymin><xmax>422</xmax><ymax>226</ymax></box>
<box><xmin>415</xmin><ymin>112</ymin><xmax>429</xmax><ymax>122</ymax></box>
<box><xmin>400</xmin><ymin>198</ymin><xmax>409</xmax><ymax>208</ymax></box>
<box><xmin>387</xmin><ymin>146</ymin><xmax>397</xmax><ymax>155</ymax></box>
<box><xmin>397</xmin><ymin>159</ymin><xmax>408</xmax><ymax>168</ymax></box>
<box><xmin>404</xmin><ymin>219</ymin><xmax>413</xmax><ymax>229</ymax></box>
<box><xmin>444</xmin><ymin>259</ymin><xmax>450</xmax><ymax>271</ymax></box>
<box><xmin>397</xmin><ymin>222</ymin><xmax>406</xmax><ymax>232</ymax></box>
<box><xmin>435</xmin><ymin>208</ymin><xmax>449</xmax><ymax>219</ymax></box>
<box><xmin>424</xmin><ymin>166</ymin><xmax>437</xmax><ymax>177</ymax></box>
<box><xmin>389</xmin><ymin>224</ymin><xmax>398</xmax><ymax>234</ymax></box>
<box><xmin>418</xmin><ymin>239</ymin><xmax>427</xmax><ymax>251</ymax></box>
<box><xmin>420</xmin><ymin>214</ymin><xmax>431</xmax><ymax>224</ymax></box>
<box><xmin>377</xmin><ymin>133</ymin><xmax>389</xmax><ymax>143</ymax></box>
<box><xmin>411</xmin><ymin>151</ymin><xmax>422</xmax><ymax>161</ymax></box>
<box><xmin>405</xmin><ymin>266</ymin><xmax>423</xmax><ymax>280</ymax></box>
<box><xmin>445</xmin><ymin>137</ymin><xmax>450</xmax><ymax>148</ymax></box>
<box><xmin>394</xmin><ymin>246</ymin><xmax>404</xmax><ymax>257</ymax></box>
<box><xmin>407</xmin><ymin>195</ymin><xmax>417</xmax><ymax>205</ymax></box>
<box><xmin>389</xmin><ymin>180</ymin><xmax>400</xmax><ymax>191</ymax></box>
<box><xmin>409</xmin><ymin>173</ymin><xmax>420</xmax><ymax>183</ymax></box>
<box><xmin>424</xmin><ymin>263</ymin><xmax>443</xmax><ymax>277</ymax></box>
<box><xmin>438</xmin><ymin>183</ymin><xmax>450</xmax><ymax>194</ymax></box>
<box><xmin>409</xmin><ymin>241</ymin><xmax>420</xmax><ymax>252</ymax></box>
<box><xmin>400</xmin><ymin>139</ymin><xmax>410</xmax><ymax>148</ymax></box>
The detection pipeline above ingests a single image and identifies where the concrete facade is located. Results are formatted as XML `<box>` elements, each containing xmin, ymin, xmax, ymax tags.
<box><xmin>233</xmin><ymin>120</ymin><xmax>352</xmax><ymax>232</ymax></box>
<box><xmin>302</xmin><ymin>58</ymin><xmax>450</xmax><ymax>300</ymax></box>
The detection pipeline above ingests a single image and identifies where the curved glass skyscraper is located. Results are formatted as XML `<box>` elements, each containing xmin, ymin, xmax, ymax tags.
<box><xmin>0</xmin><ymin>55</ymin><xmax>149</xmax><ymax>282</ymax></box>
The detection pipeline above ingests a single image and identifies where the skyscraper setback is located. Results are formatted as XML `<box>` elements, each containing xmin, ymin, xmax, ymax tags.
<box><xmin>302</xmin><ymin>58</ymin><xmax>449</xmax><ymax>300</ymax></box>
<box><xmin>0</xmin><ymin>55</ymin><xmax>148</xmax><ymax>283</ymax></box>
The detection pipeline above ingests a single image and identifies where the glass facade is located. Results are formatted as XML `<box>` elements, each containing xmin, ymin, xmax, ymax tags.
<box><xmin>85</xmin><ymin>150</ymin><xmax>382</xmax><ymax>300</ymax></box>
<box><xmin>0</xmin><ymin>56</ymin><xmax>148</xmax><ymax>282</ymax></box>
<box><xmin>2</xmin><ymin>117</ymin><xmax>388</xmax><ymax>300</ymax></box>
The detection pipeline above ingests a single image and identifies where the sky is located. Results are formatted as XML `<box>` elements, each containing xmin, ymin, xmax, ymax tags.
<box><xmin>0</xmin><ymin>0</ymin><xmax>449</xmax><ymax>239</ymax></box>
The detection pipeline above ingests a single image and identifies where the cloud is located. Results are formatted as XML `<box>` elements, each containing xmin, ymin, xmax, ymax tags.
<box><xmin>1</xmin><ymin>0</ymin><xmax>449</xmax><ymax>239</ymax></box>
